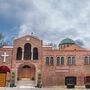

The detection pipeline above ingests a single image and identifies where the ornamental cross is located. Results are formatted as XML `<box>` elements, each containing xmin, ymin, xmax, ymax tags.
<box><xmin>1</xmin><ymin>52</ymin><xmax>9</xmax><ymax>62</ymax></box>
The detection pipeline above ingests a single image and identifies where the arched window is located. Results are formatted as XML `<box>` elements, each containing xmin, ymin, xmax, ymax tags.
<box><xmin>33</xmin><ymin>47</ymin><xmax>38</xmax><ymax>60</ymax></box>
<box><xmin>67</xmin><ymin>57</ymin><xmax>72</xmax><ymax>65</ymax></box>
<box><xmin>84</xmin><ymin>56</ymin><xmax>90</xmax><ymax>65</ymax></box>
<box><xmin>24</xmin><ymin>43</ymin><xmax>31</xmax><ymax>60</ymax></box>
<box><xmin>67</xmin><ymin>56</ymin><xmax>75</xmax><ymax>65</ymax></box>
<box><xmin>50</xmin><ymin>57</ymin><xmax>54</xmax><ymax>65</ymax></box>
<box><xmin>46</xmin><ymin>57</ymin><xmax>49</xmax><ymax>65</ymax></box>
<box><xmin>57</xmin><ymin>57</ymin><xmax>60</xmax><ymax>65</ymax></box>
<box><xmin>61</xmin><ymin>56</ymin><xmax>64</xmax><ymax>65</ymax></box>
<box><xmin>57</xmin><ymin>56</ymin><xmax>64</xmax><ymax>65</ymax></box>
<box><xmin>16</xmin><ymin>47</ymin><xmax>22</xmax><ymax>60</ymax></box>
<box><xmin>72</xmin><ymin>56</ymin><xmax>75</xmax><ymax>64</ymax></box>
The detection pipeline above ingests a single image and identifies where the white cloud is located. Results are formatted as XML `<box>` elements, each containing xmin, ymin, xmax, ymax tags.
<box><xmin>0</xmin><ymin>0</ymin><xmax>90</xmax><ymax>48</ymax></box>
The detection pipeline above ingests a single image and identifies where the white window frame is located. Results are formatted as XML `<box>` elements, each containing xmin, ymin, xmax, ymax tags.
<box><xmin>67</xmin><ymin>56</ymin><xmax>75</xmax><ymax>65</ymax></box>
<box><xmin>45</xmin><ymin>56</ymin><xmax>54</xmax><ymax>65</ymax></box>
<box><xmin>57</xmin><ymin>56</ymin><xmax>64</xmax><ymax>65</ymax></box>
<box><xmin>84</xmin><ymin>56</ymin><xmax>90</xmax><ymax>65</ymax></box>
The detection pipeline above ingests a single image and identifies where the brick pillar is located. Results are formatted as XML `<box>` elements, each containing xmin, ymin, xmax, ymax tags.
<box><xmin>31</xmin><ymin>47</ymin><xmax>33</xmax><ymax>60</ymax></box>
<box><xmin>22</xmin><ymin>49</ymin><xmax>24</xmax><ymax>60</ymax></box>
<box><xmin>34</xmin><ymin>64</ymin><xmax>39</xmax><ymax>86</ymax></box>
<box><xmin>77</xmin><ymin>76</ymin><xmax>84</xmax><ymax>86</ymax></box>
<box><xmin>6</xmin><ymin>72</ymin><xmax>10</xmax><ymax>87</ymax></box>
<box><xmin>35</xmin><ymin>68</ymin><xmax>38</xmax><ymax>86</ymax></box>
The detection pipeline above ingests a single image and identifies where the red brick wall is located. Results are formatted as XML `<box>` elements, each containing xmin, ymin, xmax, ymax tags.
<box><xmin>0</xmin><ymin>48</ymin><xmax>13</xmax><ymax>71</ymax></box>
<box><xmin>0</xmin><ymin>36</ymin><xmax>90</xmax><ymax>87</ymax></box>
<box><xmin>42</xmin><ymin>47</ymin><xmax>90</xmax><ymax>86</ymax></box>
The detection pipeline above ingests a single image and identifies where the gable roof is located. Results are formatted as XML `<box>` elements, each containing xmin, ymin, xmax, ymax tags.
<box><xmin>14</xmin><ymin>35</ymin><xmax>41</xmax><ymax>41</ymax></box>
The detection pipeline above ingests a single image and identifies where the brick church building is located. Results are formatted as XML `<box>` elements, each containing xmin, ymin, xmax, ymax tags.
<box><xmin>0</xmin><ymin>35</ymin><xmax>90</xmax><ymax>87</ymax></box>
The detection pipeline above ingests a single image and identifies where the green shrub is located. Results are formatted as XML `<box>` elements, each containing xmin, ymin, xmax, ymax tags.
<box><xmin>37</xmin><ymin>73</ymin><xmax>42</xmax><ymax>88</ymax></box>
<box><xmin>12</xmin><ymin>72</ymin><xmax>15</xmax><ymax>78</ymax></box>
<box><xmin>10</xmin><ymin>72</ymin><xmax>16</xmax><ymax>87</ymax></box>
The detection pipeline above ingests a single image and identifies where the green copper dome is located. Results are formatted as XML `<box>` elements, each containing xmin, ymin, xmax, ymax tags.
<box><xmin>60</xmin><ymin>38</ymin><xmax>75</xmax><ymax>45</ymax></box>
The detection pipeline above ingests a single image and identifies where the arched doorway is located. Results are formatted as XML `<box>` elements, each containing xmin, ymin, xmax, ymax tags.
<box><xmin>0</xmin><ymin>66</ymin><xmax>10</xmax><ymax>87</ymax></box>
<box><xmin>18</xmin><ymin>64</ymin><xmax>35</xmax><ymax>80</ymax></box>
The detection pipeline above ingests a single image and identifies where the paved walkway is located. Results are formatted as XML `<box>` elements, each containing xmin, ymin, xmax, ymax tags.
<box><xmin>0</xmin><ymin>80</ymin><xmax>88</xmax><ymax>90</ymax></box>
<box><xmin>0</xmin><ymin>86</ymin><xmax>88</xmax><ymax>90</ymax></box>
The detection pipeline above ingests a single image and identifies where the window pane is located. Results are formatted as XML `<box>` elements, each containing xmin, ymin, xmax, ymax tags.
<box><xmin>72</xmin><ymin>57</ymin><xmax>75</xmax><ymax>64</ymax></box>
<box><xmin>89</xmin><ymin>57</ymin><xmax>90</xmax><ymax>64</ymax></box>
<box><xmin>24</xmin><ymin>43</ymin><xmax>31</xmax><ymax>60</ymax></box>
<box><xmin>50</xmin><ymin>57</ymin><xmax>54</xmax><ymax>65</ymax></box>
<box><xmin>57</xmin><ymin>57</ymin><xmax>60</xmax><ymax>65</ymax></box>
<box><xmin>61</xmin><ymin>57</ymin><xmax>64</xmax><ymax>65</ymax></box>
<box><xmin>68</xmin><ymin>57</ymin><xmax>71</xmax><ymax>65</ymax></box>
<box><xmin>16</xmin><ymin>47</ymin><xmax>22</xmax><ymax>60</ymax></box>
<box><xmin>84</xmin><ymin>56</ymin><xmax>88</xmax><ymax>65</ymax></box>
<box><xmin>46</xmin><ymin>57</ymin><xmax>49</xmax><ymax>65</ymax></box>
<box><xmin>33</xmin><ymin>47</ymin><xmax>38</xmax><ymax>60</ymax></box>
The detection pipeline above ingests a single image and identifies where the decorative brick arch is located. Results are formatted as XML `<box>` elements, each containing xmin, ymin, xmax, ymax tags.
<box><xmin>16</xmin><ymin>63</ymin><xmax>38</xmax><ymax>85</ymax></box>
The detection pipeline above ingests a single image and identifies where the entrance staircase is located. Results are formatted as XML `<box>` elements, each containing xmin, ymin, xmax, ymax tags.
<box><xmin>17</xmin><ymin>80</ymin><xmax>36</xmax><ymax>88</ymax></box>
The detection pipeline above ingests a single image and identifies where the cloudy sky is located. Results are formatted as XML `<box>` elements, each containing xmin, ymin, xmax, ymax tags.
<box><xmin>0</xmin><ymin>0</ymin><xmax>90</xmax><ymax>48</ymax></box>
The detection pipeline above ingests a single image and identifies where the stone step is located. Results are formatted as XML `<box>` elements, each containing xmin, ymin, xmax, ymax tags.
<box><xmin>18</xmin><ymin>86</ymin><xmax>35</xmax><ymax>88</ymax></box>
<box><xmin>17</xmin><ymin>80</ymin><xmax>35</xmax><ymax>87</ymax></box>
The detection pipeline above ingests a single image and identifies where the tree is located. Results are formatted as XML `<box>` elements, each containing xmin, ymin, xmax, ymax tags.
<box><xmin>0</xmin><ymin>33</ymin><xmax>8</xmax><ymax>48</ymax></box>
<box><xmin>0</xmin><ymin>33</ymin><xmax>4</xmax><ymax>41</ymax></box>
<box><xmin>0</xmin><ymin>33</ymin><xmax>4</xmax><ymax>47</ymax></box>
<box><xmin>10</xmin><ymin>72</ymin><xmax>16</xmax><ymax>87</ymax></box>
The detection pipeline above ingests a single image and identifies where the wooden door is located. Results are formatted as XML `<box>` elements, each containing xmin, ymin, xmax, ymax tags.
<box><xmin>22</xmin><ymin>68</ymin><xmax>31</xmax><ymax>79</ymax></box>
<box><xmin>0</xmin><ymin>73</ymin><xmax>6</xmax><ymax>87</ymax></box>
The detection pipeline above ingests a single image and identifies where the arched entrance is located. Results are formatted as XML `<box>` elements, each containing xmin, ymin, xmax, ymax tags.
<box><xmin>0</xmin><ymin>66</ymin><xmax>10</xmax><ymax>87</ymax></box>
<box><xmin>18</xmin><ymin>64</ymin><xmax>35</xmax><ymax>80</ymax></box>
